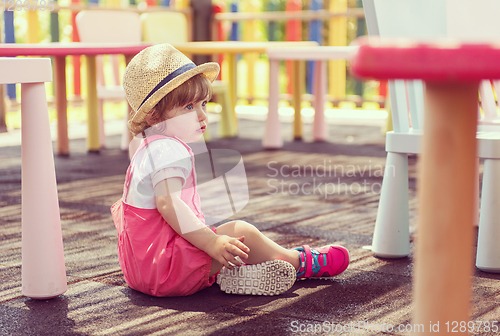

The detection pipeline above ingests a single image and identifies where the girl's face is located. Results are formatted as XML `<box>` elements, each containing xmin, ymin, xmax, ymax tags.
<box><xmin>148</xmin><ymin>98</ymin><xmax>208</xmax><ymax>143</ymax></box>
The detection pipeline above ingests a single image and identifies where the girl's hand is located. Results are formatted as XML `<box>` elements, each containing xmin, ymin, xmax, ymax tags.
<box><xmin>209</xmin><ymin>235</ymin><xmax>250</xmax><ymax>270</ymax></box>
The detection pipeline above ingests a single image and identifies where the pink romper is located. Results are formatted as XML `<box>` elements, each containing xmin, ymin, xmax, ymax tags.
<box><xmin>111</xmin><ymin>135</ymin><xmax>216</xmax><ymax>297</ymax></box>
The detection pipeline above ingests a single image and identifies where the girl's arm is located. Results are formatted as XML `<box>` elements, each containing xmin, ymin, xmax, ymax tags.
<box><xmin>154</xmin><ymin>177</ymin><xmax>249</xmax><ymax>269</ymax></box>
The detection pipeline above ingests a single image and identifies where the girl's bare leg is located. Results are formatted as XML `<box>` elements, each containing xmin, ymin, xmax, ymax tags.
<box><xmin>209</xmin><ymin>220</ymin><xmax>300</xmax><ymax>276</ymax></box>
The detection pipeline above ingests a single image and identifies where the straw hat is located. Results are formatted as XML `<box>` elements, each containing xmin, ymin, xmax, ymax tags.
<box><xmin>123</xmin><ymin>43</ymin><xmax>220</xmax><ymax>124</ymax></box>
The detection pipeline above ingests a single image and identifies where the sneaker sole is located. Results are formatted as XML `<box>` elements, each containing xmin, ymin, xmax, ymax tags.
<box><xmin>216</xmin><ymin>260</ymin><xmax>296</xmax><ymax>296</ymax></box>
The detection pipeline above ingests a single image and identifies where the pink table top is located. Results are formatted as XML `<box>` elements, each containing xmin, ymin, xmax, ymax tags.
<box><xmin>350</xmin><ymin>37</ymin><xmax>500</xmax><ymax>82</ymax></box>
<box><xmin>0</xmin><ymin>41</ymin><xmax>318</xmax><ymax>58</ymax></box>
<box><xmin>0</xmin><ymin>42</ymin><xmax>153</xmax><ymax>57</ymax></box>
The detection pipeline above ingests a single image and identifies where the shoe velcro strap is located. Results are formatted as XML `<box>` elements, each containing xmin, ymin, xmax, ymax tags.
<box><xmin>303</xmin><ymin>245</ymin><xmax>314</xmax><ymax>278</ymax></box>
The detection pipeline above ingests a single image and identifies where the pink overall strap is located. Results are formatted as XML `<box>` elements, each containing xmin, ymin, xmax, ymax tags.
<box><xmin>121</xmin><ymin>135</ymin><xmax>160</xmax><ymax>201</ymax></box>
<box><xmin>122</xmin><ymin>164</ymin><xmax>135</xmax><ymax>202</ymax></box>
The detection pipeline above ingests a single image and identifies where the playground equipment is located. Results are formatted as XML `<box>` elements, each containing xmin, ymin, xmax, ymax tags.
<box><xmin>212</xmin><ymin>0</ymin><xmax>367</xmax><ymax>104</ymax></box>
<box><xmin>241</xmin><ymin>0</ymin><xmax>260</xmax><ymax>104</ymax></box>
<box><xmin>1</xmin><ymin>1</ymin><xmax>380</xmax><ymax>136</ymax></box>
<box><xmin>329</xmin><ymin>0</ymin><xmax>347</xmax><ymax>100</ymax></box>
<box><xmin>285</xmin><ymin>0</ymin><xmax>302</xmax><ymax>96</ymax></box>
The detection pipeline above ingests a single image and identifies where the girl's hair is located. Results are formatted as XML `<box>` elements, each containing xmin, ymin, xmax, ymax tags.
<box><xmin>129</xmin><ymin>73</ymin><xmax>213</xmax><ymax>136</ymax></box>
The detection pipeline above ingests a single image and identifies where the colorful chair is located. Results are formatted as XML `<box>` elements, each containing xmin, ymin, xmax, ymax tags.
<box><xmin>141</xmin><ymin>11</ymin><xmax>189</xmax><ymax>45</ymax></box>
<box><xmin>75</xmin><ymin>10</ymin><xmax>142</xmax><ymax>150</ymax></box>
<box><xmin>0</xmin><ymin>57</ymin><xmax>67</xmax><ymax>298</ymax></box>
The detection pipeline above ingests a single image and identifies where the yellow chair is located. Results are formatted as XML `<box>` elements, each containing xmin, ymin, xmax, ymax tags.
<box><xmin>141</xmin><ymin>12</ymin><xmax>236</xmax><ymax>140</ymax></box>
<box><xmin>142</xmin><ymin>11</ymin><xmax>188</xmax><ymax>44</ymax></box>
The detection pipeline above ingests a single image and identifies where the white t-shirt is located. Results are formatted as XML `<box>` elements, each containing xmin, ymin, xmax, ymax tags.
<box><xmin>126</xmin><ymin>138</ymin><xmax>192</xmax><ymax>209</ymax></box>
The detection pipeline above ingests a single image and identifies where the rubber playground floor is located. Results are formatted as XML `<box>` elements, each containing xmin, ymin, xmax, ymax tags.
<box><xmin>0</xmin><ymin>114</ymin><xmax>499</xmax><ymax>335</ymax></box>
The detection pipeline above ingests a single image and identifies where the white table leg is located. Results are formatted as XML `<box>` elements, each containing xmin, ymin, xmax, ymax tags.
<box><xmin>263</xmin><ymin>58</ymin><xmax>283</xmax><ymax>148</ymax></box>
<box><xmin>313</xmin><ymin>60</ymin><xmax>327</xmax><ymax>141</ymax></box>
<box><xmin>21</xmin><ymin>82</ymin><xmax>67</xmax><ymax>299</ymax></box>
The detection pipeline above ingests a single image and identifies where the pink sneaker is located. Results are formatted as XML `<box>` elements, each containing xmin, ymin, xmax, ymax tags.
<box><xmin>293</xmin><ymin>245</ymin><xmax>349</xmax><ymax>279</ymax></box>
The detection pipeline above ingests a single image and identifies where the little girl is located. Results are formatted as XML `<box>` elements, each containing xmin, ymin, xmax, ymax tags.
<box><xmin>111</xmin><ymin>44</ymin><xmax>349</xmax><ymax>297</ymax></box>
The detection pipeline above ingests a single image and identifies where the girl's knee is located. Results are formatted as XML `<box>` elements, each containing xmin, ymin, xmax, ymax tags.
<box><xmin>234</xmin><ymin>220</ymin><xmax>259</xmax><ymax>236</ymax></box>
<box><xmin>218</xmin><ymin>220</ymin><xmax>259</xmax><ymax>237</ymax></box>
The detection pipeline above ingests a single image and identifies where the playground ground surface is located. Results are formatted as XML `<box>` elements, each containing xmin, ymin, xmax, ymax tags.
<box><xmin>0</xmin><ymin>114</ymin><xmax>499</xmax><ymax>335</ymax></box>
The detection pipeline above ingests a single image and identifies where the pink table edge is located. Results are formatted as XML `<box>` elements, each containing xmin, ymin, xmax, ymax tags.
<box><xmin>0</xmin><ymin>42</ymin><xmax>153</xmax><ymax>155</ymax></box>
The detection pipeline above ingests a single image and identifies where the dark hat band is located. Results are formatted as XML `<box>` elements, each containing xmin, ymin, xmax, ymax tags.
<box><xmin>138</xmin><ymin>63</ymin><xmax>196</xmax><ymax>110</ymax></box>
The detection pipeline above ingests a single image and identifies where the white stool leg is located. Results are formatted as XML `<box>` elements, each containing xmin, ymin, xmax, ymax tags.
<box><xmin>372</xmin><ymin>152</ymin><xmax>410</xmax><ymax>258</ymax></box>
<box><xmin>473</xmin><ymin>158</ymin><xmax>480</xmax><ymax>227</ymax></box>
<box><xmin>21</xmin><ymin>83</ymin><xmax>67</xmax><ymax>299</ymax></box>
<box><xmin>313</xmin><ymin>60</ymin><xmax>328</xmax><ymax>141</ymax></box>
<box><xmin>476</xmin><ymin>158</ymin><xmax>500</xmax><ymax>273</ymax></box>
<box><xmin>263</xmin><ymin>58</ymin><xmax>283</xmax><ymax>148</ymax></box>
